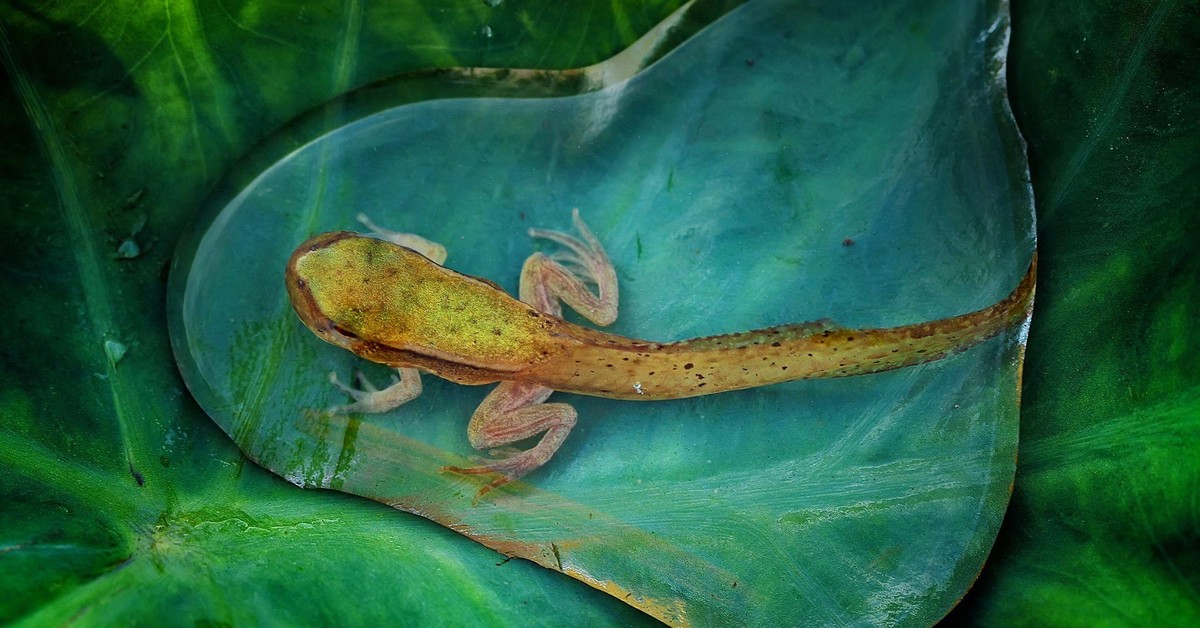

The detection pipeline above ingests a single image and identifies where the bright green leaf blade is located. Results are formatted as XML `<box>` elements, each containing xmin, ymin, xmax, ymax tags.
<box><xmin>946</xmin><ymin>1</ymin><xmax>1200</xmax><ymax>624</ymax></box>
<box><xmin>169</xmin><ymin>1</ymin><xmax>1034</xmax><ymax>624</ymax></box>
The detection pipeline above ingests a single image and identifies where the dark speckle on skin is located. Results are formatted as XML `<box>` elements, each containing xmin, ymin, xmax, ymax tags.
<box><xmin>684</xmin><ymin>363</ymin><xmax>694</xmax><ymax>370</ymax></box>
<box><xmin>771</xmin><ymin>341</ymin><xmax>781</xmax><ymax>347</ymax></box>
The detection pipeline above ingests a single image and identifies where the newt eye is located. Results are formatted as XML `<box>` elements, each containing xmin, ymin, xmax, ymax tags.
<box><xmin>295</xmin><ymin>278</ymin><xmax>306</xmax><ymax>288</ymax></box>
<box><xmin>331</xmin><ymin>324</ymin><xmax>360</xmax><ymax>340</ymax></box>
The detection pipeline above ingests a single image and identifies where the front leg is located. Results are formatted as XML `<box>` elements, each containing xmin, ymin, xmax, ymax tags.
<box><xmin>327</xmin><ymin>367</ymin><xmax>422</xmax><ymax>414</ymax></box>
<box><xmin>324</xmin><ymin>214</ymin><xmax>447</xmax><ymax>414</ymax></box>
<box><xmin>444</xmin><ymin>209</ymin><xmax>618</xmax><ymax>499</ymax></box>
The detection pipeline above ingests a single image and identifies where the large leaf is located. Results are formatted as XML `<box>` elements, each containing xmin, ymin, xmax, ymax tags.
<box><xmin>945</xmin><ymin>0</ymin><xmax>1200</xmax><ymax>624</ymax></box>
<box><xmin>171</xmin><ymin>0</ymin><xmax>1033</xmax><ymax>624</ymax></box>
<box><xmin>9</xmin><ymin>0</ymin><xmax>1194</xmax><ymax>624</ymax></box>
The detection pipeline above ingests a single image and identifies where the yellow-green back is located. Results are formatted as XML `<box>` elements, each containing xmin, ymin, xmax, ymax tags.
<box><xmin>291</xmin><ymin>234</ymin><xmax>557</xmax><ymax>372</ymax></box>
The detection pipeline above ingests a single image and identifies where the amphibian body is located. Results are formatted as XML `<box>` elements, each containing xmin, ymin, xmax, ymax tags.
<box><xmin>286</xmin><ymin>211</ymin><xmax>1036</xmax><ymax>498</ymax></box>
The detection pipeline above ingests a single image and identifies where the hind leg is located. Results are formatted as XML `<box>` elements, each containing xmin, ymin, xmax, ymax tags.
<box><xmin>443</xmin><ymin>210</ymin><xmax>618</xmax><ymax>499</ymax></box>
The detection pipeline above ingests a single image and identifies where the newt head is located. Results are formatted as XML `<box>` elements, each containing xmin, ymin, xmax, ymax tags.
<box><xmin>286</xmin><ymin>231</ymin><xmax>377</xmax><ymax>353</ymax></box>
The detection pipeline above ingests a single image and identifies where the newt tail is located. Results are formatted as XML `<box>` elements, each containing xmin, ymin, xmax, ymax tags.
<box><xmin>519</xmin><ymin>253</ymin><xmax>1037</xmax><ymax>400</ymax></box>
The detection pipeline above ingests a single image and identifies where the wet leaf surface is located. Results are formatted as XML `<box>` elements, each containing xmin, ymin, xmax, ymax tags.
<box><xmin>171</xmin><ymin>1</ymin><xmax>1031</xmax><ymax>624</ymax></box>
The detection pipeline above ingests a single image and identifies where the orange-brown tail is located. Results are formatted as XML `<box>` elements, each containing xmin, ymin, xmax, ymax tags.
<box><xmin>532</xmin><ymin>253</ymin><xmax>1037</xmax><ymax>400</ymax></box>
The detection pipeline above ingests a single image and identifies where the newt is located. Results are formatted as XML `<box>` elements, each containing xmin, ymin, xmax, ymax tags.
<box><xmin>286</xmin><ymin>211</ymin><xmax>1036</xmax><ymax>498</ymax></box>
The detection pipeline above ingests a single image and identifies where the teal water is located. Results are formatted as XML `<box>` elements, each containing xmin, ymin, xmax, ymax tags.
<box><xmin>169</xmin><ymin>0</ymin><xmax>1034</xmax><ymax>624</ymax></box>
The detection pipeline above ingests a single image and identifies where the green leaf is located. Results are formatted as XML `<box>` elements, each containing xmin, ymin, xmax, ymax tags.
<box><xmin>28</xmin><ymin>0</ymin><xmax>1176</xmax><ymax>623</ymax></box>
<box><xmin>946</xmin><ymin>1</ymin><xmax>1200</xmax><ymax>624</ymax></box>
<box><xmin>168</xmin><ymin>0</ymin><xmax>1031</xmax><ymax>624</ymax></box>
